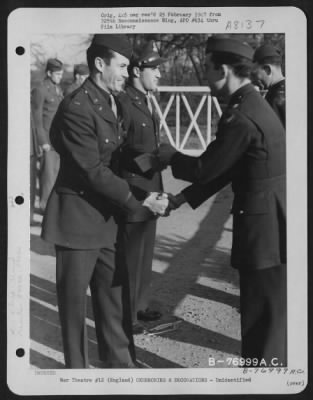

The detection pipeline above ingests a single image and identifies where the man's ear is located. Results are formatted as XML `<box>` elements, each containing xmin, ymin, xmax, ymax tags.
<box><xmin>94</xmin><ymin>57</ymin><xmax>106</xmax><ymax>72</ymax></box>
<box><xmin>263</xmin><ymin>64</ymin><xmax>272</xmax><ymax>76</ymax></box>
<box><xmin>46</xmin><ymin>70</ymin><xmax>52</xmax><ymax>78</ymax></box>
<box><xmin>132</xmin><ymin>66</ymin><xmax>141</xmax><ymax>78</ymax></box>
<box><xmin>220</xmin><ymin>64</ymin><xmax>228</xmax><ymax>79</ymax></box>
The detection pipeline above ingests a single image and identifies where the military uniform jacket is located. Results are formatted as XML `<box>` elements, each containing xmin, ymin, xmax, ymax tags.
<box><xmin>41</xmin><ymin>78</ymin><xmax>142</xmax><ymax>249</ymax></box>
<box><xmin>118</xmin><ymin>86</ymin><xmax>163</xmax><ymax>222</ymax></box>
<box><xmin>265</xmin><ymin>79</ymin><xmax>285</xmax><ymax>127</ymax></box>
<box><xmin>171</xmin><ymin>84</ymin><xmax>286</xmax><ymax>270</ymax></box>
<box><xmin>31</xmin><ymin>77</ymin><xmax>63</xmax><ymax>146</ymax></box>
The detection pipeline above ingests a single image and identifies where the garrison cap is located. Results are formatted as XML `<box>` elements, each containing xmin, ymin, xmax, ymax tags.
<box><xmin>90</xmin><ymin>34</ymin><xmax>132</xmax><ymax>59</ymax></box>
<box><xmin>131</xmin><ymin>41</ymin><xmax>167</xmax><ymax>68</ymax></box>
<box><xmin>253</xmin><ymin>44</ymin><xmax>282</xmax><ymax>63</ymax></box>
<box><xmin>73</xmin><ymin>64</ymin><xmax>89</xmax><ymax>76</ymax></box>
<box><xmin>46</xmin><ymin>58</ymin><xmax>63</xmax><ymax>72</ymax></box>
<box><xmin>206</xmin><ymin>37</ymin><xmax>254</xmax><ymax>60</ymax></box>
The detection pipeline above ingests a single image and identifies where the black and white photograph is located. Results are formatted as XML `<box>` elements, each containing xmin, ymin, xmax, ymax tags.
<box><xmin>7</xmin><ymin>6</ymin><xmax>308</xmax><ymax>396</ymax></box>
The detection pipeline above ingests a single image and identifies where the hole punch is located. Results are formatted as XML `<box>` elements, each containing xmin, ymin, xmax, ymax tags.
<box><xmin>15</xmin><ymin>196</ymin><xmax>24</xmax><ymax>205</ymax></box>
<box><xmin>15</xmin><ymin>46</ymin><xmax>25</xmax><ymax>55</ymax></box>
<box><xmin>16</xmin><ymin>348</ymin><xmax>25</xmax><ymax>357</ymax></box>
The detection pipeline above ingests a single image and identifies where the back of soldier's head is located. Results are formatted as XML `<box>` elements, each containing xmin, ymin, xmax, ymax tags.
<box><xmin>253</xmin><ymin>44</ymin><xmax>283</xmax><ymax>67</ymax></box>
<box><xmin>206</xmin><ymin>36</ymin><xmax>254</xmax><ymax>79</ymax></box>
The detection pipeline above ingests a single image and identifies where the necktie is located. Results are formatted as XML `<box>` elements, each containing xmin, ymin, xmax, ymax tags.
<box><xmin>56</xmin><ymin>85</ymin><xmax>63</xmax><ymax>99</ymax></box>
<box><xmin>109</xmin><ymin>93</ymin><xmax>117</xmax><ymax>118</ymax></box>
<box><xmin>145</xmin><ymin>93</ymin><xmax>153</xmax><ymax>114</ymax></box>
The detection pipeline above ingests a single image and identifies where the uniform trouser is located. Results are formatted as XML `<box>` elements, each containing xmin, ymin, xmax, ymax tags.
<box><xmin>55</xmin><ymin>245</ymin><xmax>135</xmax><ymax>368</ymax></box>
<box><xmin>39</xmin><ymin>150</ymin><xmax>60</xmax><ymax>211</ymax></box>
<box><xmin>30</xmin><ymin>155</ymin><xmax>37</xmax><ymax>221</ymax></box>
<box><xmin>118</xmin><ymin>219</ymin><xmax>157</xmax><ymax>322</ymax></box>
<box><xmin>239</xmin><ymin>264</ymin><xmax>287</xmax><ymax>366</ymax></box>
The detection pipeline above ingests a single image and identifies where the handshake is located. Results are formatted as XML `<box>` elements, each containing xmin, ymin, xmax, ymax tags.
<box><xmin>142</xmin><ymin>192</ymin><xmax>182</xmax><ymax>217</ymax></box>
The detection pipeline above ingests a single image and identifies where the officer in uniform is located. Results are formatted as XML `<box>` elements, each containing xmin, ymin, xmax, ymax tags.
<box><xmin>41</xmin><ymin>35</ymin><xmax>166</xmax><ymax>368</ymax></box>
<box><xmin>30</xmin><ymin>111</ymin><xmax>40</xmax><ymax>224</ymax></box>
<box><xmin>64</xmin><ymin>64</ymin><xmax>89</xmax><ymax>96</ymax></box>
<box><xmin>159</xmin><ymin>37</ymin><xmax>287</xmax><ymax>367</ymax></box>
<box><xmin>118</xmin><ymin>41</ymin><xmax>166</xmax><ymax>332</ymax></box>
<box><xmin>31</xmin><ymin>58</ymin><xmax>64</xmax><ymax>212</ymax></box>
<box><xmin>253</xmin><ymin>44</ymin><xmax>285</xmax><ymax>127</ymax></box>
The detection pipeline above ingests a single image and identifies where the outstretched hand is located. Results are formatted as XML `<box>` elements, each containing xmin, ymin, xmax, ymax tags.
<box><xmin>162</xmin><ymin>193</ymin><xmax>183</xmax><ymax>216</ymax></box>
<box><xmin>143</xmin><ymin>192</ymin><xmax>169</xmax><ymax>216</ymax></box>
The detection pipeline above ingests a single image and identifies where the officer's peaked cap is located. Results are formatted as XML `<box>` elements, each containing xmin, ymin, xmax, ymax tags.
<box><xmin>253</xmin><ymin>44</ymin><xmax>282</xmax><ymax>63</ymax></box>
<box><xmin>90</xmin><ymin>34</ymin><xmax>132</xmax><ymax>59</ymax></box>
<box><xmin>46</xmin><ymin>58</ymin><xmax>63</xmax><ymax>72</ymax></box>
<box><xmin>131</xmin><ymin>41</ymin><xmax>167</xmax><ymax>68</ymax></box>
<box><xmin>206</xmin><ymin>37</ymin><xmax>254</xmax><ymax>60</ymax></box>
<box><xmin>73</xmin><ymin>64</ymin><xmax>89</xmax><ymax>75</ymax></box>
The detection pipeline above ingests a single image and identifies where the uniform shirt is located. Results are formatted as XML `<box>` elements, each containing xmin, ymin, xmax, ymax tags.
<box><xmin>171</xmin><ymin>83</ymin><xmax>286</xmax><ymax>270</ymax></box>
<box><xmin>265</xmin><ymin>79</ymin><xmax>285</xmax><ymax>127</ymax></box>
<box><xmin>31</xmin><ymin>77</ymin><xmax>63</xmax><ymax>146</ymax></box>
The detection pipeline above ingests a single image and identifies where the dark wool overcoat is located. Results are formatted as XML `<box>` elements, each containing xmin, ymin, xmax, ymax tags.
<box><xmin>172</xmin><ymin>84</ymin><xmax>286</xmax><ymax>270</ymax></box>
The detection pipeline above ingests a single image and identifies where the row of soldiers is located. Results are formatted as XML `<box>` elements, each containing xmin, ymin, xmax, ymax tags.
<box><xmin>30</xmin><ymin>42</ymin><xmax>285</xmax><ymax>221</ymax></box>
<box><xmin>31</xmin><ymin>35</ymin><xmax>286</xmax><ymax>369</ymax></box>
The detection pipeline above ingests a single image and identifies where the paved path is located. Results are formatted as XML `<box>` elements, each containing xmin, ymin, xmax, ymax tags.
<box><xmin>30</xmin><ymin>168</ymin><xmax>240</xmax><ymax>369</ymax></box>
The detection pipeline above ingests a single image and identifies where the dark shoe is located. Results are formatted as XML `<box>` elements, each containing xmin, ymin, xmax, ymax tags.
<box><xmin>137</xmin><ymin>309</ymin><xmax>162</xmax><ymax>322</ymax></box>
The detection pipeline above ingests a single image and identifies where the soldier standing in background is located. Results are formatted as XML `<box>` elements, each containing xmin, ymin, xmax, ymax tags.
<box><xmin>118</xmin><ymin>41</ymin><xmax>167</xmax><ymax>333</ymax></box>
<box><xmin>252</xmin><ymin>44</ymin><xmax>285</xmax><ymax>127</ymax></box>
<box><xmin>30</xmin><ymin>112</ymin><xmax>40</xmax><ymax>224</ymax></box>
<box><xmin>64</xmin><ymin>63</ymin><xmax>89</xmax><ymax>96</ymax></box>
<box><xmin>31</xmin><ymin>58</ymin><xmax>64</xmax><ymax>212</ymax></box>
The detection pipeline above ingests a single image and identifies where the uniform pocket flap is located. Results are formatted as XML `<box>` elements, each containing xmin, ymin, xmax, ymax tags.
<box><xmin>231</xmin><ymin>192</ymin><xmax>269</xmax><ymax>215</ymax></box>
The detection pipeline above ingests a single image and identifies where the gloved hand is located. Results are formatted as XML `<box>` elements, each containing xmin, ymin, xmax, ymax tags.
<box><xmin>143</xmin><ymin>192</ymin><xmax>169</xmax><ymax>216</ymax></box>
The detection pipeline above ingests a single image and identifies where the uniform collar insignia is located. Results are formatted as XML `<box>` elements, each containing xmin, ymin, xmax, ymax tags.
<box><xmin>229</xmin><ymin>83</ymin><xmax>255</xmax><ymax>107</ymax></box>
<box><xmin>84</xmin><ymin>78</ymin><xmax>111</xmax><ymax>105</ymax></box>
<box><xmin>223</xmin><ymin>111</ymin><xmax>235</xmax><ymax>123</ymax></box>
<box><xmin>82</xmin><ymin>78</ymin><xmax>117</xmax><ymax>123</ymax></box>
